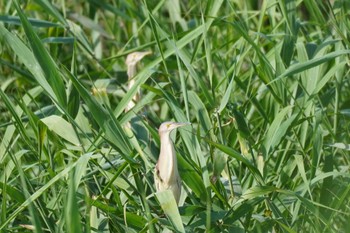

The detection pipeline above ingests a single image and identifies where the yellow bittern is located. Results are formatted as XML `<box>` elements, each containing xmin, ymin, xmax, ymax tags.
<box><xmin>154</xmin><ymin>121</ymin><xmax>190</xmax><ymax>205</ymax></box>
<box><xmin>125</xmin><ymin>51</ymin><xmax>151</xmax><ymax>112</ymax></box>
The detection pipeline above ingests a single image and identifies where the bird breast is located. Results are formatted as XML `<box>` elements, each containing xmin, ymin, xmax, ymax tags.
<box><xmin>157</xmin><ymin>134</ymin><xmax>178</xmax><ymax>183</ymax></box>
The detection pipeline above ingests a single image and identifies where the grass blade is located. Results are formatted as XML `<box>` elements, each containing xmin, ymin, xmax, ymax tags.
<box><xmin>156</xmin><ymin>190</ymin><xmax>185</xmax><ymax>233</ymax></box>
<box><xmin>14</xmin><ymin>0</ymin><xmax>67</xmax><ymax>108</ymax></box>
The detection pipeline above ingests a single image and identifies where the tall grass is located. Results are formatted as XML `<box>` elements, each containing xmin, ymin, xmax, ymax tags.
<box><xmin>0</xmin><ymin>0</ymin><xmax>350</xmax><ymax>232</ymax></box>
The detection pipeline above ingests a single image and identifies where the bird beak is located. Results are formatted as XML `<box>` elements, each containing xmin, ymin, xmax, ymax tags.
<box><xmin>173</xmin><ymin>122</ymin><xmax>191</xmax><ymax>128</ymax></box>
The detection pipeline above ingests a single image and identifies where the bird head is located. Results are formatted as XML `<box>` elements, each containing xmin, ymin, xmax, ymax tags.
<box><xmin>125</xmin><ymin>51</ymin><xmax>152</xmax><ymax>67</ymax></box>
<box><xmin>158</xmin><ymin>121</ymin><xmax>191</xmax><ymax>135</ymax></box>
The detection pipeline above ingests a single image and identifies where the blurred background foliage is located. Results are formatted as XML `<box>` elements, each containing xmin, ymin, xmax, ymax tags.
<box><xmin>0</xmin><ymin>0</ymin><xmax>350</xmax><ymax>232</ymax></box>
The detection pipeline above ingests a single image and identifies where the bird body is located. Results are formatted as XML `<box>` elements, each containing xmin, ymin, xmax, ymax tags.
<box><xmin>155</xmin><ymin>122</ymin><xmax>189</xmax><ymax>204</ymax></box>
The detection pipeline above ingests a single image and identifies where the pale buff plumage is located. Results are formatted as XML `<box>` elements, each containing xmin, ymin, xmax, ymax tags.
<box><xmin>154</xmin><ymin>122</ymin><xmax>189</xmax><ymax>204</ymax></box>
<box><xmin>125</xmin><ymin>51</ymin><xmax>151</xmax><ymax>112</ymax></box>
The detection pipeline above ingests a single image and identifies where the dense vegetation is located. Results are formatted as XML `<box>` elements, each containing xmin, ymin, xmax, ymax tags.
<box><xmin>1</xmin><ymin>0</ymin><xmax>350</xmax><ymax>232</ymax></box>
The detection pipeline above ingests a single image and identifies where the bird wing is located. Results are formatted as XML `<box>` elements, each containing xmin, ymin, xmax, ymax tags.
<box><xmin>154</xmin><ymin>163</ymin><xmax>163</xmax><ymax>191</ymax></box>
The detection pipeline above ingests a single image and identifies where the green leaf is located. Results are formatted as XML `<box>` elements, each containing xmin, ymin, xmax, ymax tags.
<box><xmin>327</xmin><ymin>143</ymin><xmax>350</xmax><ymax>151</ymax></box>
<box><xmin>206</xmin><ymin>139</ymin><xmax>264</xmax><ymax>184</ymax></box>
<box><xmin>14</xmin><ymin>0</ymin><xmax>67</xmax><ymax>108</ymax></box>
<box><xmin>17</xmin><ymin>159</ymin><xmax>44</xmax><ymax>233</ymax></box>
<box><xmin>263</xmin><ymin>106</ymin><xmax>297</xmax><ymax>156</ymax></box>
<box><xmin>178</xmin><ymin>155</ymin><xmax>207</xmax><ymax>201</ymax></box>
<box><xmin>0</xmin><ymin>182</ymin><xmax>25</xmax><ymax>203</ymax></box>
<box><xmin>40</xmin><ymin>115</ymin><xmax>80</xmax><ymax>146</ymax></box>
<box><xmin>272</xmin><ymin>50</ymin><xmax>350</xmax><ymax>84</ymax></box>
<box><xmin>0</xmin><ymin>15</ymin><xmax>62</xmax><ymax>27</ymax></box>
<box><xmin>278</xmin><ymin>189</ymin><xmax>329</xmax><ymax>225</ymax></box>
<box><xmin>218</xmin><ymin>77</ymin><xmax>234</xmax><ymax>114</ymax></box>
<box><xmin>65</xmin><ymin>70</ymin><xmax>133</xmax><ymax>158</ymax></box>
<box><xmin>188</xmin><ymin>91</ymin><xmax>214</xmax><ymax>139</ymax></box>
<box><xmin>33</xmin><ymin>0</ymin><xmax>68</xmax><ymax>25</ymax></box>
<box><xmin>0</xmin><ymin>25</ymin><xmax>57</xmax><ymax>100</ymax></box>
<box><xmin>0</xmin><ymin>153</ymin><xmax>91</xmax><ymax>230</ymax></box>
<box><xmin>65</xmin><ymin>170</ymin><xmax>82</xmax><ymax>233</ymax></box>
<box><xmin>41</xmin><ymin>37</ymin><xmax>75</xmax><ymax>44</ymax></box>
<box><xmin>241</xmin><ymin>186</ymin><xmax>277</xmax><ymax>200</ymax></box>
<box><xmin>156</xmin><ymin>190</ymin><xmax>185</xmax><ymax>233</ymax></box>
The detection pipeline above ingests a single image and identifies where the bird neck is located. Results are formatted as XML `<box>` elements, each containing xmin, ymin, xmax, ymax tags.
<box><xmin>127</xmin><ymin>65</ymin><xmax>137</xmax><ymax>79</ymax></box>
<box><xmin>159</xmin><ymin>132</ymin><xmax>178</xmax><ymax>182</ymax></box>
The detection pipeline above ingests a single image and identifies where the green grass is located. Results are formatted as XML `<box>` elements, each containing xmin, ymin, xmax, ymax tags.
<box><xmin>1</xmin><ymin>0</ymin><xmax>350</xmax><ymax>232</ymax></box>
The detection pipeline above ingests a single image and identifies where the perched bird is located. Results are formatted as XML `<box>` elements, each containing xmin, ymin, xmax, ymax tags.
<box><xmin>125</xmin><ymin>51</ymin><xmax>151</xmax><ymax>112</ymax></box>
<box><xmin>154</xmin><ymin>121</ymin><xmax>190</xmax><ymax>204</ymax></box>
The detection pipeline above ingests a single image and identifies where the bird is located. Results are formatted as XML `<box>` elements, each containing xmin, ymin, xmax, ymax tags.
<box><xmin>154</xmin><ymin>121</ymin><xmax>190</xmax><ymax>205</ymax></box>
<box><xmin>125</xmin><ymin>51</ymin><xmax>151</xmax><ymax>112</ymax></box>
